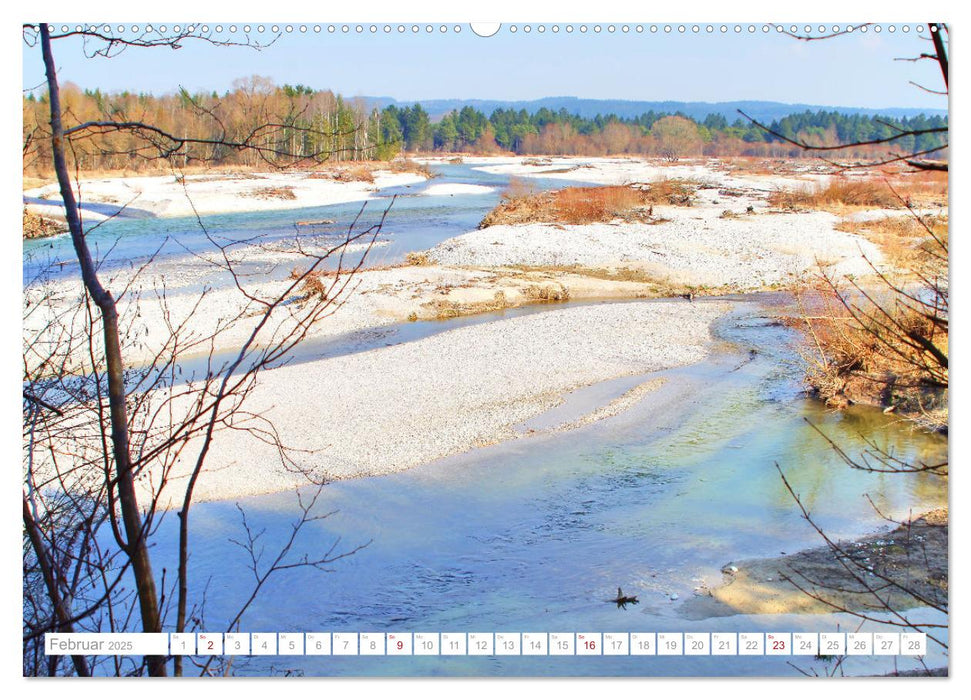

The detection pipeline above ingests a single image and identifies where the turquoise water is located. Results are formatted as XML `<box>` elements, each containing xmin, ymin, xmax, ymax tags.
<box><xmin>26</xmin><ymin>164</ymin><xmax>948</xmax><ymax>676</ymax></box>
<box><xmin>23</xmin><ymin>162</ymin><xmax>588</xmax><ymax>287</ymax></box>
<box><xmin>145</xmin><ymin>305</ymin><xmax>947</xmax><ymax>677</ymax></box>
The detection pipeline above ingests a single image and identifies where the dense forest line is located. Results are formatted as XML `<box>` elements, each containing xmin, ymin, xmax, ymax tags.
<box><xmin>379</xmin><ymin>103</ymin><xmax>947</xmax><ymax>160</ymax></box>
<box><xmin>23</xmin><ymin>76</ymin><xmax>948</xmax><ymax>175</ymax></box>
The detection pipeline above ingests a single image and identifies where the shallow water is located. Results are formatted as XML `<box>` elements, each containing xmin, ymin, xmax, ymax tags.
<box><xmin>27</xmin><ymin>164</ymin><xmax>948</xmax><ymax>676</ymax></box>
<box><xmin>143</xmin><ymin>303</ymin><xmax>947</xmax><ymax>677</ymax></box>
<box><xmin>22</xmin><ymin>162</ymin><xmax>589</xmax><ymax>288</ymax></box>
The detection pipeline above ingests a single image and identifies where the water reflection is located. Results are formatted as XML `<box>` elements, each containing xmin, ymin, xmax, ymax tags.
<box><xmin>144</xmin><ymin>304</ymin><xmax>946</xmax><ymax>676</ymax></box>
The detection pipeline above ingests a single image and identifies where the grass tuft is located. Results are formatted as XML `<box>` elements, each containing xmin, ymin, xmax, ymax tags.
<box><xmin>768</xmin><ymin>177</ymin><xmax>941</xmax><ymax>211</ymax></box>
<box><xmin>405</xmin><ymin>251</ymin><xmax>432</xmax><ymax>266</ymax></box>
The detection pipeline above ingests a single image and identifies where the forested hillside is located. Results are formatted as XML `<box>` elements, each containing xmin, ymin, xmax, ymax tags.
<box><xmin>23</xmin><ymin>77</ymin><xmax>948</xmax><ymax>175</ymax></box>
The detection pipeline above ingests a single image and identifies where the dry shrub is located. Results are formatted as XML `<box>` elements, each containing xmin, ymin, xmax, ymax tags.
<box><xmin>792</xmin><ymin>274</ymin><xmax>947</xmax><ymax>428</ymax></box>
<box><xmin>554</xmin><ymin>186</ymin><xmax>651</xmax><ymax>224</ymax></box>
<box><xmin>480</xmin><ymin>184</ymin><xmax>657</xmax><ymax>227</ymax></box>
<box><xmin>289</xmin><ymin>267</ymin><xmax>329</xmax><ymax>301</ymax></box>
<box><xmin>479</xmin><ymin>189</ymin><xmax>553</xmax><ymax>228</ymax></box>
<box><xmin>302</xmin><ymin>275</ymin><xmax>328</xmax><ymax>300</ymax></box>
<box><xmin>385</xmin><ymin>158</ymin><xmax>435</xmax><ymax>178</ymax></box>
<box><xmin>770</xmin><ymin>178</ymin><xmax>903</xmax><ymax>211</ymax></box>
<box><xmin>424</xmin><ymin>291</ymin><xmax>510</xmax><ymax>319</ymax></box>
<box><xmin>522</xmin><ymin>283</ymin><xmax>571</xmax><ymax>302</ymax></box>
<box><xmin>884</xmin><ymin>171</ymin><xmax>948</xmax><ymax>207</ymax></box>
<box><xmin>793</xmin><ymin>286</ymin><xmax>885</xmax><ymax>405</ymax></box>
<box><xmin>345</xmin><ymin>164</ymin><xmax>376</xmax><ymax>183</ymax></box>
<box><xmin>245</xmin><ymin>185</ymin><xmax>297</xmax><ymax>200</ymax></box>
<box><xmin>786</xmin><ymin>179</ymin><xmax>947</xmax><ymax>429</ymax></box>
<box><xmin>837</xmin><ymin>214</ymin><xmax>948</xmax><ymax>268</ymax></box>
<box><xmin>405</xmin><ymin>251</ymin><xmax>431</xmax><ymax>266</ymax></box>
<box><xmin>501</xmin><ymin>176</ymin><xmax>538</xmax><ymax>201</ymax></box>
<box><xmin>306</xmin><ymin>163</ymin><xmax>375</xmax><ymax>183</ymax></box>
<box><xmin>23</xmin><ymin>207</ymin><xmax>66</xmax><ymax>238</ymax></box>
<box><xmin>638</xmin><ymin>178</ymin><xmax>698</xmax><ymax>206</ymax></box>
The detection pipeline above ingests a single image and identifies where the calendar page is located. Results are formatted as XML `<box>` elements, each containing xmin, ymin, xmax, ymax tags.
<box><xmin>20</xmin><ymin>4</ymin><xmax>950</xmax><ymax>681</ymax></box>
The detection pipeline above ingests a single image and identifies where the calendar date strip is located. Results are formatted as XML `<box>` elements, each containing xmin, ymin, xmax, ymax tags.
<box><xmin>45</xmin><ymin>631</ymin><xmax>927</xmax><ymax>657</ymax></box>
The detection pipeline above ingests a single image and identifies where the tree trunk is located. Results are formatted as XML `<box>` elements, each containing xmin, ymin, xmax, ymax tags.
<box><xmin>22</xmin><ymin>496</ymin><xmax>91</xmax><ymax>677</ymax></box>
<box><xmin>39</xmin><ymin>23</ymin><xmax>167</xmax><ymax>677</ymax></box>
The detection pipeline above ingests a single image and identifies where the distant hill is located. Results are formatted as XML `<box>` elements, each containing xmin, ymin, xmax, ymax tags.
<box><xmin>360</xmin><ymin>96</ymin><xmax>947</xmax><ymax>123</ymax></box>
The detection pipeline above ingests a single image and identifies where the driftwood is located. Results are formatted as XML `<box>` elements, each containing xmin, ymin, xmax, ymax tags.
<box><xmin>610</xmin><ymin>587</ymin><xmax>639</xmax><ymax>610</ymax></box>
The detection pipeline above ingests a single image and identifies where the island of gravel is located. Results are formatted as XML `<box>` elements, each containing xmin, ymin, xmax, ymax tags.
<box><xmin>25</xmin><ymin>156</ymin><xmax>945</xmax><ymax>507</ymax></box>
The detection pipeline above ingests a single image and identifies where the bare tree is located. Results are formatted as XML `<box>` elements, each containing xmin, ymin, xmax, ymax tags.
<box><xmin>23</xmin><ymin>23</ymin><xmax>383</xmax><ymax>676</ymax></box>
<box><xmin>740</xmin><ymin>23</ymin><xmax>949</xmax><ymax>172</ymax></box>
<box><xmin>650</xmin><ymin>115</ymin><xmax>703</xmax><ymax>161</ymax></box>
<box><xmin>763</xmin><ymin>24</ymin><xmax>949</xmax><ymax>669</ymax></box>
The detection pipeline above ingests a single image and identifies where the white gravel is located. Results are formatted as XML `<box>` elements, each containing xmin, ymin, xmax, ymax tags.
<box><xmin>443</xmin><ymin>156</ymin><xmax>890</xmax><ymax>289</ymax></box>
<box><xmin>428</xmin><ymin>210</ymin><xmax>884</xmax><ymax>290</ymax></box>
<box><xmin>24</xmin><ymin>170</ymin><xmax>427</xmax><ymax>221</ymax></box>
<box><xmin>28</xmin><ymin>157</ymin><xmax>909</xmax><ymax>506</ymax></box>
<box><xmin>470</xmin><ymin>156</ymin><xmax>819</xmax><ymax>194</ymax></box>
<box><xmin>155</xmin><ymin>299</ymin><xmax>730</xmax><ymax>503</ymax></box>
<box><xmin>843</xmin><ymin>207</ymin><xmax>945</xmax><ymax>222</ymax></box>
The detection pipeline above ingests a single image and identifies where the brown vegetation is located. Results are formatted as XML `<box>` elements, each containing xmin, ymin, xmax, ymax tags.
<box><xmin>405</xmin><ymin>251</ymin><xmax>431</xmax><ymax>266</ymax></box>
<box><xmin>553</xmin><ymin>186</ymin><xmax>652</xmax><ymax>224</ymax></box>
<box><xmin>307</xmin><ymin>163</ymin><xmax>375</xmax><ymax>183</ymax></box>
<box><xmin>385</xmin><ymin>158</ymin><xmax>435</xmax><ymax>179</ymax></box>
<box><xmin>770</xmin><ymin>178</ymin><xmax>903</xmax><ymax>211</ymax></box>
<box><xmin>884</xmin><ymin>169</ymin><xmax>948</xmax><ymax>207</ymax></box>
<box><xmin>304</xmin><ymin>158</ymin><xmax>433</xmax><ymax>184</ymax></box>
<box><xmin>245</xmin><ymin>185</ymin><xmax>297</xmax><ymax>200</ymax></box>
<box><xmin>521</xmin><ymin>283</ymin><xmax>571</xmax><ymax>302</ymax></box>
<box><xmin>23</xmin><ymin>207</ymin><xmax>66</xmax><ymax>238</ymax></box>
<box><xmin>790</xmin><ymin>205</ymin><xmax>947</xmax><ymax>429</ymax></box>
<box><xmin>770</xmin><ymin>175</ymin><xmax>948</xmax><ymax>212</ymax></box>
<box><xmin>423</xmin><ymin>291</ymin><xmax>512</xmax><ymax>319</ymax></box>
<box><xmin>637</xmin><ymin>178</ymin><xmax>698</xmax><ymax>206</ymax></box>
<box><xmin>837</xmin><ymin>214</ymin><xmax>948</xmax><ymax>269</ymax></box>
<box><xmin>479</xmin><ymin>180</ymin><xmax>697</xmax><ymax>228</ymax></box>
<box><xmin>795</xmin><ymin>284</ymin><xmax>947</xmax><ymax>422</ymax></box>
<box><xmin>289</xmin><ymin>267</ymin><xmax>329</xmax><ymax>301</ymax></box>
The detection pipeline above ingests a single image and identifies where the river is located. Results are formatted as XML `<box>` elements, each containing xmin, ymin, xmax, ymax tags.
<box><xmin>148</xmin><ymin>304</ymin><xmax>947</xmax><ymax>677</ymax></box>
<box><xmin>23</xmin><ymin>162</ymin><xmax>948</xmax><ymax>676</ymax></box>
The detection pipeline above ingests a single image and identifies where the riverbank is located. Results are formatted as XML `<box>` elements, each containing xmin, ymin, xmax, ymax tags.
<box><xmin>150</xmin><ymin>298</ymin><xmax>732</xmax><ymax>504</ymax></box>
<box><xmin>23</xmin><ymin>166</ymin><xmax>429</xmax><ymax>224</ymax></box>
<box><xmin>682</xmin><ymin>508</ymin><xmax>948</xmax><ymax>619</ymax></box>
<box><xmin>24</xmin><ymin>156</ymin><xmax>947</xmax><ymax>508</ymax></box>
<box><xmin>24</xmin><ymin>157</ymin><xmax>919</xmax><ymax>371</ymax></box>
<box><xmin>426</xmin><ymin>158</ymin><xmax>898</xmax><ymax>291</ymax></box>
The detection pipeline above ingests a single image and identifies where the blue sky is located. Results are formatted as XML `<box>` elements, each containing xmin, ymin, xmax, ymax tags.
<box><xmin>23</xmin><ymin>24</ymin><xmax>947</xmax><ymax>111</ymax></box>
